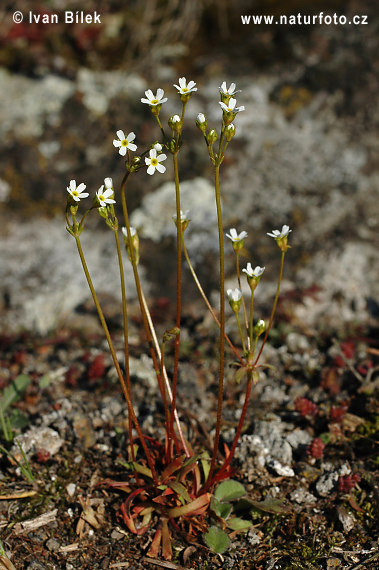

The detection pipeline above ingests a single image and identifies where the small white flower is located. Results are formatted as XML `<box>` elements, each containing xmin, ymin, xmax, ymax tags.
<box><xmin>242</xmin><ymin>263</ymin><xmax>265</xmax><ymax>278</ymax></box>
<box><xmin>219</xmin><ymin>82</ymin><xmax>241</xmax><ymax>96</ymax></box>
<box><xmin>171</xmin><ymin>115</ymin><xmax>181</xmax><ymax>123</ymax></box>
<box><xmin>96</xmin><ymin>185</ymin><xmax>116</xmax><ymax>207</ymax></box>
<box><xmin>145</xmin><ymin>148</ymin><xmax>167</xmax><ymax>175</ymax></box>
<box><xmin>219</xmin><ymin>98</ymin><xmax>245</xmax><ymax>114</ymax></box>
<box><xmin>141</xmin><ymin>88</ymin><xmax>168</xmax><ymax>106</ymax></box>
<box><xmin>67</xmin><ymin>180</ymin><xmax>89</xmax><ymax>202</ymax></box>
<box><xmin>197</xmin><ymin>113</ymin><xmax>206</xmax><ymax>123</ymax></box>
<box><xmin>267</xmin><ymin>225</ymin><xmax>292</xmax><ymax>239</ymax></box>
<box><xmin>153</xmin><ymin>143</ymin><xmax>163</xmax><ymax>152</ymax></box>
<box><xmin>113</xmin><ymin>131</ymin><xmax>137</xmax><ymax>156</ymax></box>
<box><xmin>227</xmin><ymin>288</ymin><xmax>242</xmax><ymax>302</ymax></box>
<box><xmin>225</xmin><ymin>228</ymin><xmax>248</xmax><ymax>242</ymax></box>
<box><xmin>173</xmin><ymin>77</ymin><xmax>197</xmax><ymax>95</ymax></box>
<box><xmin>122</xmin><ymin>226</ymin><xmax>137</xmax><ymax>237</ymax></box>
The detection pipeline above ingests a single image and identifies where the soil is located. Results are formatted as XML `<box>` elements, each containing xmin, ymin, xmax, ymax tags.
<box><xmin>0</xmin><ymin>298</ymin><xmax>378</xmax><ymax>570</ymax></box>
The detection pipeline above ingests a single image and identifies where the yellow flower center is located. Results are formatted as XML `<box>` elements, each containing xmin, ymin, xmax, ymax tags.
<box><xmin>151</xmin><ymin>99</ymin><xmax>159</xmax><ymax>105</ymax></box>
<box><xmin>150</xmin><ymin>158</ymin><xmax>158</xmax><ymax>167</ymax></box>
<box><xmin>182</xmin><ymin>88</ymin><xmax>188</xmax><ymax>92</ymax></box>
<box><xmin>99</xmin><ymin>195</ymin><xmax>104</xmax><ymax>202</ymax></box>
<box><xmin>72</xmin><ymin>190</ymin><xmax>79</xmax><ymax>197</ymax></box>
<box><xmin>121</xmin><ymin>139</ymin><xmax>128</xmax><ymax>147</ymax></box>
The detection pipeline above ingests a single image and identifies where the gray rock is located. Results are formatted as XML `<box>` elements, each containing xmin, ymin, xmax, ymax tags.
<box><xmin>316</xmin><ymin>471</ymin><xmax>339</xmax><ymax>497</ymax></box>
<box><xmin>13</xmin><ymin>427</ymin><xmax>63</xmax><ymax>459</ymax></box>
<box><xmin>290</xmin><ymin>487</ymin><xmax>317</xmax><ymax>505</ymax></box>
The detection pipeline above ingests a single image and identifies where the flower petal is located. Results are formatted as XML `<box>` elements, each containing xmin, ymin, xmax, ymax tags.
<box><xmin>156</xmin><ymin>163</ymin><xmax>166</xmax><ymax>173</ymax></box>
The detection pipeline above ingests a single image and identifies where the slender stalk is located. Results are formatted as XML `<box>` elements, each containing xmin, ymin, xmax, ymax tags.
<box><xmin>120</xmin><ymin>173</ymin><xmax>188</xmax><ymax>455</ymax></box>
<box><xmin>236</xmin><ymin>252</ymin><xmax>249</xmax><ymax>347</ymax></box>
<box><xmin>140</xmin><ymin>289</ymin><xmax>189</xmax><ymax>457</ymax></box>
<box><xmin>168</xmin><ymin>151</ymin><xmax>182</xmax><ymax>460</ymax></box>
<box><xmin>113</xmin><ymin>229</ymin><xmax>134</xmax><ymax>462</ymax></box>
<box><xmin>253</xmin><ymin>251</ymin><xmax>286</xmax><ymax>366</ymax></box>
<box><xmin>75</xmin><ymin>235</ymin><xmax>158</xmax><ymax>484</ymax></box>
<box><xmin>204</xmin><ymin>164</ymin><xmax>225</xmax><ymax>490</ymax></box>
<box><xmin>249</xmin><ymin>291</ymin><xmax>255</xmax><ymax>353</ymax></box>
<box><xmin>235</xmin><ymin>313</ymin><xmax>246</xmax><ymax>354</ymax></box>
<box><xmin>182</xmin><ymin>239</ymin><xmax>244</xmax><ymax>365</ymax></box>
<box><xmin>216</xmin><ymin>371</ymin><xmax>253</xmax><ymax>479</ymax></box>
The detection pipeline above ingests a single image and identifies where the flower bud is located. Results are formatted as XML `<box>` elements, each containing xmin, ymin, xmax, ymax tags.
<box><xmin>227</xmin><ymin>288</ymin><xmax>242</xmax><ymax>314</ymax></box>
<box><xmin>254</xmin><ymin>319</ymin><xmax>266</xmax><ymax>337</ymax></box>
<box><xmin>225</xmin><ymin>123</ymin><xmax>236</xmax><ymax>141</ymax></box>
<box><xmin>196</xmin><ymin>113</ymin><xmax>207</xmax><ymax>134</ymax></box>
<box><xmin>169</xmin><ymin>114</ymin><xmax>182</xmax><ymax>134</ymax></box>
<box><xmin>122</xmin><ymin>226</ymin><xmax>140</xmax><ymax>265</ymax></box>
<box><xmin>173</xmin><ymin>210</ymin><xmax>190</xmax><ymax>233</ymax></box>
<box><xmin>207</xmin><ymin>129</ymin><xmax>218</xmax><ymax>145</ymax></box>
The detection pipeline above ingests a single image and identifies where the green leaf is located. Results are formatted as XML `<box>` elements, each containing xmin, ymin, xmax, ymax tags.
<box><xmin>0</xmin><ymin>375</ymin><xmax>31</xmax><ymax>413</ymax></box>
<box><xmin>226</xmin><ymin>517</ymin><xmax>252</xmax><ymax>531</ymax></box>
<box><xmin>203</xmin><ymin>526</ymin><xmax>230</xmax><ymax>554</ymax></box>
<box><xmin>211</xmin><ymin>497</ymin><xmax>232</xmax><ymax>519</ymax></box>
<box><xmin>8</xmin><ymin>409</ymin><xmax>29</xmax><ymax>430</ymax></box>
<box><xmin>38</xmin><ymin>374</ymin><xmax>51</xmax><ymax>389</ymax></box>
<box><xmin>215</xmin><ymin>480</ymin><xmax>246</xmax><ymax>502</ymax></box>
<box><xmin>247</xmin><ymin>497</ymin><xmax>291</xmax><ymax>514</ymax></box>
<box><xmin>167</xmin><ymin>481</ymin><xmax>191</xmax><ymax>504</ymax></box>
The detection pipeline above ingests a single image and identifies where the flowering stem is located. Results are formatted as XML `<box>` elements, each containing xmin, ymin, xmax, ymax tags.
<box><xmin>120</xmin><ymin>173</ymin><xmax>187</xmax><ymax>457</ymax></box>
<box><xmin>74</xmin><ymin>235</ymin><xmax>158</xmax><ymax>484</ymax></box>
<box><xmin>182</xmin><ymin>239</ymin><xmax>244</xmax><ymax>365</ymax></box>
<box><xmin>113</xmin><ymin>228</ymin><xmax>135</xmax><ymax>463</ymax></box>
<box><xmin>249</xmin><ymin>291</ymin><xmax>255</xmax><ymax>353</ymax></box>
<box><xmin>236</xmin><ymin>252</ymin><xmax>249</xmax><ymax>349</ymax></box>
<box><xmin>204</xmin><ymin>164</ymin><xmax>225</xmax><ymax>491</ymax></box>
<box><xmin>168</xmin><ymin>151</ymin><xmax>182</xmax><ymax>461</ymax></box>
<box><xmin>235</xmin><ymin>313</ymin><xmax>246</xmax><ymax>354</ymax></box>
<box><xmin>216</xmin><ymin>370</ymin><xmax>253</xmax><ymax>479</ymax></box>
<box><xmin>140</xmin><ymin>288</ymin><xmax>189</xmax><ymax>457</ymax></box>
<box><xmin>253</xmin><ymin>250</ymin><xmax>286</xmax><ymax>366</ymax></box>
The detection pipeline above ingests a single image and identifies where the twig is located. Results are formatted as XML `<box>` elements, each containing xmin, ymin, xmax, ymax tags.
<box><xmin>349</xmin><ymin>551</ymin><xmax>379</xmax><ymax>570</ymax></box>
<box><xmin>141</xmin><ymin>558</ymin><xmax>187</xmax><ymax>569</ymax></box>
<box><xmin>0</xmin><ymin>491</ymin><xmax>37</xmax><ymax>500</ymax></box>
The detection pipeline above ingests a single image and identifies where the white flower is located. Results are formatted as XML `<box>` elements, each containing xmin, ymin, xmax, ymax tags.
<box><xmin>145</xmin><ymin>148</ymin><xmax>167</xmax><ymax>175</ymax></box>
<box><xmin>219</xmin><ymin>82</ymin><xmax>241</xmax><ymax>96</ymax></box>
<box><xmin>122</xmin><ymin>226</ymin><xmax>137</xmax><ymax>237</ymax></box>
<box><xmin>267</xmin><ymin>225</ymin><xmax>292</xmax><ymax>239</ymax></box>
<box><xmin>242</xmin><ymin>263</ymin><xmax>265</xmax><ymax>278</ymax></box>
<box><xmin>225</xmin><ymin>228</ymin><xmax>248</xmax><ymax>242</ymax></box>
<box><xmin>141</xmin><ymin>88</ymin><xmax>168</xmax><ymax>106</ymax></box>
<box><xmin>67</xmin><ymin>180</ymin><xmax>89</xmax><ymax>202</ymax></box>
<box><xmin>219</xmin><ymin>98</ymin><xmax>245</xmax><ymax>114</ymax></box>
<box><xmin>153</xmin><ymin>143</ymin><xmax>163</xmax><ymax>152</ymax></box>
<box><xmin>197</xmin><ymin>113</ymin><xmax>206</xmax><ymax>124</ymax></box>
<box><xmin>171</xmin><ymin>115</ymin><xmax>181</xmax><ymax>123</ymax></box>
<box><xmin>113</xmin><ymin>131</ymin><xmax>137</xmax><ymax>156</ymax></box>
<box><xmin>173</xmin><ymin>77</ymin><xmax>197</xmax><ymax>94</ymax></box>
<box><xmin>227</xmin><ymin>288</ymin><xmax>242</xmax><ymax>302</ymax></box>
<box><xmin>96</xmin><ymin>185</ymin><xmax>116</xmax><ymax>207</ymax></box>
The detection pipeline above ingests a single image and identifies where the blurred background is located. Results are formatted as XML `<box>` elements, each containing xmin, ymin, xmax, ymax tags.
<box><xmin>0</xmin><ymin>0</ymin><xmax>378</xmax><ymax>335</ymax></box>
